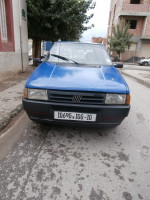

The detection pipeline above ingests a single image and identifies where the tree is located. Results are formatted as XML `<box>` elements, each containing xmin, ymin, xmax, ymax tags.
<box><xmin>108</xmin><ymin>21</ymin><xmax>133</xmax><ymax>59</ymax></box>
<box><xmin>26</xmin><ymin>0</ymin><xmax>96</xmax><ymax>60</ymax></box>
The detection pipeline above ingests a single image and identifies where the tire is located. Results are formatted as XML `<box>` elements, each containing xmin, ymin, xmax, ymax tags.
<box><xmin>144</xmin><ymin>62</ymin><xmax>148</xmax><ymax>66</ymax></box>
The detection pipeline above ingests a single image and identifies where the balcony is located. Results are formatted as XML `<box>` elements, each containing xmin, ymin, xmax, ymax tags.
<box><xmin>120</xmin><ymin>4</ymin><xmax>149</xmax><ymax>16</ymax></box>
<box><xmin>141</xmin><ymin>36</ymin><xmax>150</xmax><ymax>40</ymax></box>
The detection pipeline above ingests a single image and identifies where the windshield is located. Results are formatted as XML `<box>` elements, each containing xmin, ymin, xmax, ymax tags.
<box><xmin>45</xmin><ymin>43</ymin><xmax>112</xmax><ymax>66</ymax></box>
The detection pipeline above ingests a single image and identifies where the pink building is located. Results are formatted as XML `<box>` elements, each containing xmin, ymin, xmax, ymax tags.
<box><xmin>0</xmin><ymin>0</ymin><xmax>28</xmax><ymax>78</ymax></box>
<box><xmin>107</xmin><ymin>0</ymin><xmax>150</xmax><ymax>59</ymax></box>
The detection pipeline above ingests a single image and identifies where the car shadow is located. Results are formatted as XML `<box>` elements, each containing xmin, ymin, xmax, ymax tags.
<box><xmin>29</xmin><ymin>121</ymin><xmax>120</xmax><ymax>147</ymax></box>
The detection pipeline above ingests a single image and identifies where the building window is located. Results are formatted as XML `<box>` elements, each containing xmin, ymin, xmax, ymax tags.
<box><xmin>0</xmin><ymin>0</ymin><xmax>7</xmax><ymax>41</ymax></box>
<box><xmin>126</xmin><ymin>19</ymin><xmax>137</xmax><ymax>29</ymax></box>
<box><xmin>130</xmin><ymin>0</ymin><xmax>140</xmax><ymax>4</ymax></box>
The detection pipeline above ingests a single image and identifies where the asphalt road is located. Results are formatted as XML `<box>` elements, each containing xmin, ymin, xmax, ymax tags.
<box><xmin>0</xmin><ymin>75</ymin><xmax>150</xmax><ymax>200</ymax></box>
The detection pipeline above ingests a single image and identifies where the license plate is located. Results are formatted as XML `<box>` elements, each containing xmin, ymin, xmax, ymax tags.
<box><xmin>54</xmin><ymin>111</ymin><xmax>96</xmax><ymax>122</ymax></box>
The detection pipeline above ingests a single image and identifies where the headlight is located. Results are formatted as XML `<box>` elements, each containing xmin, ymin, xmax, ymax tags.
<box><xmin>25</xmin><ymin>88</ymin><xmax>48</xmax><ymax>101</ymax></box>
<box><xmin>105</xmin><ymin>94</ymin><xmax>126</xmax><ymax>104</ymax></box>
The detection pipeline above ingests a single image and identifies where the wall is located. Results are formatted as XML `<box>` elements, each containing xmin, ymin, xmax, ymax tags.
<box><xmin>119</xmin><ymin>16</ymin><xmax>145</xmax><ymax>36</ymax></box>
<box><xmin>122</xmin><ymin>0</ymin><xmax>150</xmax><ymax>12</ymax></box>
<box><xmin>109</xmin><ymin>0</ymin><xmax>122</xmax><ymax>26</ymax></box>
<box><xmin>0</xmin><ymin>0</ymin><xmax>28</xmax><ymax>79</ymax></box>
<box><xmin>144</xmin><ymin>16</ymin><xmax>150</xmax><ymax>35</ymax></box>
<box><xmin>107</xmin><ymin>0</ymin><xmax>124</xmax><ymax>38</ymax></box>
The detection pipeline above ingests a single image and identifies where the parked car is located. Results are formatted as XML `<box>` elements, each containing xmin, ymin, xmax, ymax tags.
<box><xmin>138</xmin><ymin>57</ymin><xmax>150</xmax><ymax>66</ymax></box>
<box><xmin>124</xmin><ymin>56</ymin><xmax>141</xmax><ymax>63</ymax></box>
<box><xmin>23</xmin><ymin>42</ymin><xmax>130</xmax><ymax>127</ymax></box>
<box><xmin>110</xmin><ymin>56</ymin><xmax>120</xmax><ymax>62</ymax></box>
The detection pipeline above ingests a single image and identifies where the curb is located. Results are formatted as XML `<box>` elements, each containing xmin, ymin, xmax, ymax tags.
<box><xmin>0</xmin><ymin>104</ymin><xmax>23</xmax><ymax>134</ymax></box>
<box><xmin>123</xmin><ymin>62</ymin><xmax>137</xmax><ymax>65</ymax></box>
<box><xmin>122</xmin><ymin>71</ymin><xmax>150</xmax><ymax>89</ymax></box>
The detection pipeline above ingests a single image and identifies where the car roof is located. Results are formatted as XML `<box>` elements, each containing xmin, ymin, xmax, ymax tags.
<box><xmin>54</xmin><ymin>41</ymin><xmax>104</xmax><ymax>46</ymax></box>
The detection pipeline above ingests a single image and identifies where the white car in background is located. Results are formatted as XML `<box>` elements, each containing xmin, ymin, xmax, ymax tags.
<box><xmin>138</xmin><ymin>57</ymin><xmax>150</xmax><ymax>66</ymax></box>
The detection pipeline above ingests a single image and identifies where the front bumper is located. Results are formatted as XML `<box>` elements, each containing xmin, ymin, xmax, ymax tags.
<box><xmin>22</xmin><ymin>98</ymin><xmax>130</xmax><ymax>127</ymax></box>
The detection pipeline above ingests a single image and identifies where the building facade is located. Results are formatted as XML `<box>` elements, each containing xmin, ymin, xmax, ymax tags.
<box><xmin>107</xmin><ymin>0</ymin><xmax>150</xmax><ymax>60</ymax></box>
<box><xmin>92</xmin><ymin>37</ymin><xmax>107</xmax><ymax>46</ymax></box>
<box><xmin>0</xmin><ymin>0</ymin><xmax>28</xmax><ymax>78</ymax></box>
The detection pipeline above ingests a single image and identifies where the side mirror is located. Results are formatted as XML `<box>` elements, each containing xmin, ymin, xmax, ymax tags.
<box><xmin>33</xmin><ymin>58</ymin><xmax>42</xmax><ymax>65</ymax></box>
<box><xmin>114</xmin><ymin>63</ymin><xmax>123</xmax><ymax>68</ymax></box>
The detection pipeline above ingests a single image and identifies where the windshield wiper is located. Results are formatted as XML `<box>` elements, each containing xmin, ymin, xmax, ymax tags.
<box><xmin>50</xmin><ymin>54</ymin><xmax>79</xmax><ymax>64</ymax></box>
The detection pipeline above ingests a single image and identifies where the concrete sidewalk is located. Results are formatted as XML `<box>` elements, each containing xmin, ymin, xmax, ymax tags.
<box><xmin>120</xmin><ymin>65</ymin><xmax>150</xmax><ymax>88</ymax></box>
<box><xmin>0</xmin><ymin>67</ymin><xmax>34</xmax><ymax>133</ymax></box>
<box><xmin>0</xmin><ymin>64</ymin><xmax>150</xmax><ymax>133</ymax></box>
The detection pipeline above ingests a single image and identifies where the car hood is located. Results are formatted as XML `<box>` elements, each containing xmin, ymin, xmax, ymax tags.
<box><xmin>25</xmin><ymin>62</ymin><xmax>129</xmax><ymax>94</ymax></box>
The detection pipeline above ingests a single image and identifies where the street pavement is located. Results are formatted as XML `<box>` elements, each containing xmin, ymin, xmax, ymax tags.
<box><xmin>0</xmin><ymin>64</ymin><xmax>150</xmax><ymax>200</ymax></box>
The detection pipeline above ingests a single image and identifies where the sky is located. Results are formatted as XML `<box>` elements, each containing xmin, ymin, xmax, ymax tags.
<box><xmin>80</xmin><ymin>0</ymin><xmax>111</xmax><ymax>42</ymax></box>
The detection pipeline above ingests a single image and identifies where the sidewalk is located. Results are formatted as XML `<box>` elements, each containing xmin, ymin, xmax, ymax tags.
<box><xmin>0</xmin><ymin>66</ymin><xmax>34</xmax><ymax>133</ymax></box>
<box><xmin>0</xmin><ymin>64</ymin><xmax>150</xmax><ymax>133</ymax></box>
<box><xmin>121</xmin><ymin>65</ymin><xmax>150</xmax><ymax>88</ymax></box>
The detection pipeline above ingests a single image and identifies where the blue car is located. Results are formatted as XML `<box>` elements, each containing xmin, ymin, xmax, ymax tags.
<box><xmin>23</xmin><ymin>42</ymin><xmax>130</xmax><ymax>127</ymax></box>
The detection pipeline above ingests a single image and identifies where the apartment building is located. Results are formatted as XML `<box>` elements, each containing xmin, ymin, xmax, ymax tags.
<box><xmin>92</xmin><ymin>37</ymin><xmax>107</xmax><ymax>46</ymax></box>
<box><xmin>107</xmin><ymin>0</ymin><xmax>150</xmax><ymax>60</ymax></box>
<box><xmin>0</xmin><ymin>0</ymin><xmax>28</xmax><ymax>78</ymax></box>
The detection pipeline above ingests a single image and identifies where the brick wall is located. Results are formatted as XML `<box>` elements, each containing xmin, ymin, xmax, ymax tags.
<box><xmin>110</xmin><ymin>0</ymin><xmax>116</xmax><ymax>8</ymax></box>
<box><xmin>122</xmin><ymin>0</ymin><xmax>150</xmax><ymax>12</ymax></box>
<box><xmin>120</xmin><ymin>16</ymin><xmax>145</xmax><ymax>36</ymax></box>
<box><xmin>143</xmin><ymin>0</ymin><xmax>150</xmax><ymax>4</ymax></box>
<box><xmin>144</xmin><ymin>16</ymin><xmax>150</xmax><ymax>35</ymax></box>
<box><xmin>122</xmin><ymin>3</ymin><xmax>149</xmax><ymax>12</ymax></box>
<box><xmin>109</xmin><ymin>0</ymin><xmax>121</xmax><ymax>25</ymax></box>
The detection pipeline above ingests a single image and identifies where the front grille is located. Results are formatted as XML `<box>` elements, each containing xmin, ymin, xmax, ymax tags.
<box><xmin>48</xmin><ymin>90</ymin><xmax>106</xmax><ymax>105</ymax></box>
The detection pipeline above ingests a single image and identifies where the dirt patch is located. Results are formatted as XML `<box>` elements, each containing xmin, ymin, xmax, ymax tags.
<box><xmin>117</xmin><ymin>152</ymin><xmax>129</xmax><ymax>162</ymax></box>
<box><xmin>114</xmin><ymin>168</ymin><xmax>124</xmax><ymax>181</ymax></box>
<box><xmin>138</xmin><ymin>193</ymin><xmax>143</xmax><ymax>199</ymax></box>
<box><xmin>89</xmin><ymin>188</ymin><xmax>109</xmax><ymax>200</ymax></box>
<box><xmin>101</xmin><ymin>152</ymin><xmax>116</xmax><ymax>160</ymax></box>
<box><xmin>123</xmin><ymin>192</ymin><xmax>132</xmax><ymax>200</ymax></box>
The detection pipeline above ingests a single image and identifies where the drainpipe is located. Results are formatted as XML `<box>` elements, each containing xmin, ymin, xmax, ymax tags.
<box><xmin>19</xmin><ymin>0</ymin><xmax>24</xmax><ymax>72</ymax></box>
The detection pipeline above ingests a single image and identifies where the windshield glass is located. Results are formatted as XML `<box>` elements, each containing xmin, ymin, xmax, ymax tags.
<box><xmin>46</xmin><ymin>43</ymin><xmax>112</xmax><ymax>65</ymax></box>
